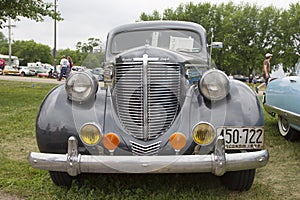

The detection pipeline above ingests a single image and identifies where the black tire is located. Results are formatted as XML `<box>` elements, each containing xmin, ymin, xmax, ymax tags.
<box><xmin>278</xmin><ymin>116</ymin><xmax>300</xmax><ymax>141</ymax></box>
<box><xmin>220</xmin><ymin>169</ymin><xmax>256</xmax><ymax>191</ymax></box>
<box><xmin>20</xmin><ymin>72</ymin><xmax>25</xmax><ymax>77</ymax></box>
<box><xmin>49</xmin><ymin>171</ymin><xmax>74</xmax><ymax>187</ymax></box>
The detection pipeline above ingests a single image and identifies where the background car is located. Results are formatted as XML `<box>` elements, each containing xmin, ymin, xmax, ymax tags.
<box><xmin>3</xmin><ymin>66</ymin><xmax>20</xmax><ymax>75</ymax></box>
<box><xmin>29</xmin><ymin>21</ymin><xmax>268</xmax><ymax>190</ymax></box>
<box><xmin>19</xmin><ymin>66</ymin><xmax>36</xmax><ymax>76</ymax></box>
<box><xmin>90</xmin><ymin>67</ymin><xmax>104</xmax><ymax>81</ymax></box>
<box><xmin>233</xmin><ymin>74</ymin><xmax>248</xmax><ymax>82</ymax></box>
<box><xmin>263</xmin><ymin>61</ymin><xmax>300</xmax><ymax>141</ymax></box>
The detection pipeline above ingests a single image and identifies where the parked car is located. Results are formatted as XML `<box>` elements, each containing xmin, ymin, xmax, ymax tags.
<box><xmin>3</xmin><ymin>66</ymin><xmax>20</xmax><ymax>75</ymax></box>
<box><xmin>90</xmin><ymin>67</ymin><xmax>104</xmax><ymax>81</ymax></box>
<box><xmin>233</xmin><ymin>74</ymin><xmax>248</xmax><ymax>82</ymax></box>
<box><xmin>71</xmin><ymin>66</ymin><xmax>86</xmax><ymax>73</ymax></box>
<box><xmin>19</xmin><ymin>66</ymin><xmax>36</xmax><ymax>76</ymax></box>
<box><xmin>29</xmin><ymin>21</ymin><xmax>269</xmax><ymax>190</ymax></box>
<box><xmin>263</xmin><ymin>61</ymin><xmax>300</xmax><ymax>141</ymax></box>
<box><xmin>28</xmin><ymin>65</ymin><xmax>51</xmax><ymax>75</ymax></box>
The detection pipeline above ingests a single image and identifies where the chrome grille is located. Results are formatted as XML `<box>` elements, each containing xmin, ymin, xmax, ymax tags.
<box><xmin>114</xmin><ymin>56</ymin><xmax>181</xmax><ymax>141</ymax></box>
<box><xmin>130</xmin><ymin>140</ymin><xmax>161</xmax><ymax>155</ymax></box>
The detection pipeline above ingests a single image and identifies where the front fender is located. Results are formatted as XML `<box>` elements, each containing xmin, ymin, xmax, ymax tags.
<box><xmin>189</xmin><ymin>79</ymin><xmax>264</xmax><ymax>127</ymax></box>
<box><xmin>36</xmin><ymin>84</ymin><xmax>107</xmax><ymax>153</ymax></box>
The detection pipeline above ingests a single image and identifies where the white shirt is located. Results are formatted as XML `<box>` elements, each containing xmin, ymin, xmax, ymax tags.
<box><xmin>60</xmin><ymin>58</ymin><xmax>69</xmax><ymax>68</ymax></box>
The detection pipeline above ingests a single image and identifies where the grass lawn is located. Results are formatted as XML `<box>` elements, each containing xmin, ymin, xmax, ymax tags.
<box><xmin>0</xmin><ymin>80</ymin><xmax>299</xmax><ymax>199</ymax></box>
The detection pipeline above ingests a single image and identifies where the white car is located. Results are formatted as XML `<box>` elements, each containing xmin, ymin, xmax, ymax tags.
<box><xmin>19</xmin><ymin>66</ymin><xmax>36</xmax><ymax>76</ymax></box>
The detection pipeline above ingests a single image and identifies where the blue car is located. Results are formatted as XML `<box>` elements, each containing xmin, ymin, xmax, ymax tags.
<box><xmin>263</xmin><ymin>61</ymin><xmax>300</xmax><ymax>141</ymax></box>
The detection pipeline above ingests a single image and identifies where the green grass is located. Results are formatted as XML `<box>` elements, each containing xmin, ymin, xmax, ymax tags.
<box><xmin>0</xmin><ymin>80</ymin><xmax>299</xmax><ymax>199</ymax></box>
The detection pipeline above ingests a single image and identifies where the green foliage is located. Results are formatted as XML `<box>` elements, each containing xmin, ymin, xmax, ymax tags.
<box><xmin>0</xmin><ymin>32</ymin><xmax>8</xmax><ymax>53</ymax></box>
<box><xmin>139</xmin><ymin>2</ymin><xmax>300</xmax><ymax>75</ymax></box>
<box><xmin>10</xmin><ymin>40</ymin><xmax>53</xmax><ymax>65</ymax></box>
<box><xmin>76</xmin><ymin>38</ymin><xmax>102</xmax><ymax>53</ymax></box>
<box><xmin>81</xmin><ymin>52</ymin><xmax>105</xmax><ymax>68</ymax></box>
<box><xmin>0</xmin><ymin>0</ymin><xmax>62</xmax><ymax>28</ymax></box>
<box><xmin>57</xmin><ymin>48</ymin><xmax>80</xmax><ymax>66</ymax></box>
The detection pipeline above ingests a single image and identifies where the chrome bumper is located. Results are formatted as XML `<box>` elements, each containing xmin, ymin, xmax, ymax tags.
<box><xmin>29</xmin><ymin>136</ymin><xmax>269</xmax><ymax>176</ymax></box>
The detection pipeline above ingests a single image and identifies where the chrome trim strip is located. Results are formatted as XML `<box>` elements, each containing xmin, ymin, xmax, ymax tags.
<box><xmin>29</xmin><ymin>137</ymin><xmax>269</xmax><ymax>176</ymax></box>
<box><xmin>264</xmin><ymin>103</ymin><xmax>300</xmax><ymax>127</ymax></box>
<box><xmin>142</xmin><ymin>54</ymin><xmax>149</xmax><ymax>140</ymax></box>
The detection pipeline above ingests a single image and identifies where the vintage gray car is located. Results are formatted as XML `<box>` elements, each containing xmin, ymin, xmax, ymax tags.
<box><xmin>29</xmin><ymin>21</ymin><xmax>268</xmax><ymax>191</ymax></box>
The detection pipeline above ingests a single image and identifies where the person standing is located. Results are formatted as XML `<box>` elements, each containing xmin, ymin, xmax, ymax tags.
<box><xmin>58</xmin><ymin>55</ymin><xmax>70</xmax><ymax>81</ymax></box>
<box><xmin>256</xmin><ymin>53</ymin><xmax>272</xmax><ymax>93</ymax></box>
<box><xmin>0</xmin><ymin>58</ymin><xmax>5</xmax><ymax>70</ymax></box>
<box><xmin>67</xmin><ymin>56</ymin><xmax>73</xmax><ymax>73</ymax></box>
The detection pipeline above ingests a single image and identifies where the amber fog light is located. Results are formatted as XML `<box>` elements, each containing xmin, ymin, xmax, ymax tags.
<box><xmin>102</xmin><ymin>133</ymin><xmax>120</xmax><ymax>153</ymax></box>
<box><xmin>192</xmin><ymin>122</ymin><xmax>215</xmax><ymax>145</ymax></box>
<box><xmin>169</xmin><ymin>132</ymin><xmax>186</xmax><ymax>154</ymax></box>
<box><xmin>80</xmin><ymin>123</ymin><xmax>102</xmax><ymax>146</ymax></box>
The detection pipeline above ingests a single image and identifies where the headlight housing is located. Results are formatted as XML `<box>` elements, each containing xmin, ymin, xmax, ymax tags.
<box><xmin>199</xmin><ymin>69</ymin><xmax>230</xmax><ymax>101</ymax></box>
<box><xmin>65</xmin><ymin>71</ymin><xmax>98</xmax><ymax>102</ymax></box>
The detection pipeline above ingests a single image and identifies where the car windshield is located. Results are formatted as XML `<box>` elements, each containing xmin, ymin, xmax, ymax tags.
<box><xmin>111</xmin><ymin>29</ymin><xmax>202</xmax><ymax>54</ymax></box>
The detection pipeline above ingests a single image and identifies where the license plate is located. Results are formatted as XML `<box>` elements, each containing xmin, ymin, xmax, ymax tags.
<box><xmin>217</xmin><ymin>127</ymin><xmax>264</xmax><ymax>150</ymax></box>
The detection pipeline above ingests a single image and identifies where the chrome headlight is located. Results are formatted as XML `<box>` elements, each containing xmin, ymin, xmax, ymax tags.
<box><xmin>65</xmin><ymin>71</ymin><xmax>98</xmax><ymax>102</ymax></box>
<box><xmin>199</xmin><ymin>69</ymin><xmax>230</xmax><ymax>101</ymax></box>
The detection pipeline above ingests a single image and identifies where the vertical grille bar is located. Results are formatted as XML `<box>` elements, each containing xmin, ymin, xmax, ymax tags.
<box><xmin>142</xmin><ymin>54</ymin><xmax>149</xmax><ymax>140</ymax></box>
<box><xmin>115</xmin><ymin>55</ymin><xmax>181</xmax><ymax>141</ymax></box>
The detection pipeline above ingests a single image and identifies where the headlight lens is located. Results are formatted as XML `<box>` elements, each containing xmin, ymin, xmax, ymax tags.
<box><xmin>192</xmin><ymin>122</ymin><xmax>216</xmax><ymax>145</ymax></box>
<box><xmin>65</xmin><ymin>71</ymin><xmax>98</xmax><ymax>102</ymax></box>
<box><xmin>80</xmin><ymin>123</ymin><xmax>102</xmax><ymax>146</ymax></box>
<box><xmin>199</xmin><ymin>69</ymin><xmax>230</xmax><ymax>101</ymax></box>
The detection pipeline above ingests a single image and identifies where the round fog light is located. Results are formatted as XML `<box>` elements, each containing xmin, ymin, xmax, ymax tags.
<box><xmin>102</xmin><ymin>133</ymin><xmax>120</xmax><ymax>152</ymax></box>
<box><xmin>169</xmin><ymin>132</ymin><xmax>186</xmax><ymax>152</ymax></box>
<box><xmin>192</xmin><ymin>122</ymin><xmax>215</xmax><ymax>145</ymax></box>
<box><xmin>80</xmin><ymin>123</ymin><xmax>102</xmax><ymax>145</ymax></box>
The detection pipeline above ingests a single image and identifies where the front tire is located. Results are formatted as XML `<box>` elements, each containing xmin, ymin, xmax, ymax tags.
<box><xmin>278</xmin><ymin>116</ymin><xmax>300</xmax><ymax>141</ymax></box>
<box><xmin>49</xmin><ymin>171</ymin><xmax>74</xmax><ymax>187</ymax></box>
<box><xmin>220</xmin><ymin>169</ymin><xmax>256</xmax><ymax>191</ymax></box>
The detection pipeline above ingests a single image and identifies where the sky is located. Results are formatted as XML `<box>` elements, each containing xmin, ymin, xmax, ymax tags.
<box><xmin>2</xmin><ymin>0</ymin><xmax>299</xmax><ymax>51</ymax></box>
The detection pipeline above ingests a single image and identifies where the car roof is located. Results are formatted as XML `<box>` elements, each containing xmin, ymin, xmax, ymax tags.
<box><xmin>108</xmin><ymin>20</ymin><xmax>207</xmax><ymax>35</ymax></box>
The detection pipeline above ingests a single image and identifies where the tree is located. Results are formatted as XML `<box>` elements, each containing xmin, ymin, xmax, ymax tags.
<box><xmin>138</xmin><ymin>2</ymin><xmax>300</xmax><ymax>75</ymax></box>
<box><xmin>276</xmin><ymin>3</ymin><xmax>300</xmax><ymax>68</ymax></box>
<box><xmin>0</xmin><ymin>32</ymin><xmax>8</xmax><ymax>53</ymax></box>
<box><xmin>81</xmin><ymin>52</ymin><xmax>104</xmax><ymax>69</ymax></box>
<box><xmin>75</xmin><ymin>38</ymin><xmax>104</xmax><ymax>68</ymax></box>
<box><xmin>76</xmin><ymin>38</ymin><xmax>102</xmax><ymax>53</ymax></box>
<box><xmin>0</xmin><ymin>0</ymin><xmax>62</xmax><ymax>28</ymax></box>
<box><xmin>11</xmin><ymin>40</ymin><xmax>52</xmax><ymax>65</ymax></box>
